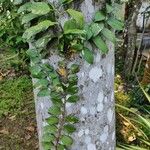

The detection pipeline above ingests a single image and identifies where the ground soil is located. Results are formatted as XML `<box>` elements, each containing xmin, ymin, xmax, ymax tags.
<box><xmin>0</xmin><ymin>50</ymin><xmax>38</xmax><ymax>150</ymax></box>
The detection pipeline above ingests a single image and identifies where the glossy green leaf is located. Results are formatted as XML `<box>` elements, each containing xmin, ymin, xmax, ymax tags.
<box><xmin>64</xmin><ymin>29</ymin><xmax>86</xmax><ymax>35</ymax></box>
<box><xmin>43</xmin><ymin>125</ymin><xmax>57</xmax><ymax>134</ymax></box>
<box><xmin>57</xmin><ymin>144</ymin><xmax>65</xmax><ymax>150</ymax></box>
<box><xmin>65</xmin><ymin>115</ymin><xmax>79</xmax><ymax>124</ymax></box>
<box><xmin>60</xmin><ymin>0</ymin><xmax>73</xmax><ymax>4</ymax></box>
<box><xmin>64</xmin><ymin>124</ymin><xmax>76</xmax><ymax>133</ymax></box>
<box><xmin>42</xmin><ymin>63</ymin><xmax>53</xmax><ymax>72</ymax></box>
<box><xmin>107</xmin><ymin>18</ymin><xmax>124</xmax><ymax>30</ymax></box>
<box><xmin>67</xmin><ymin>85</ymin><xmax>78</xmax><ymax>94</ymax></box>
<box><xmin>52</xmin><ymin>78</ymin><xmax>61</xmax><ymax>86</ymax></box>
<box><xmin>106</xmin><ymin>3</ymin><xmax>113</xmax><ymax>13</ymax></box>
<box><xmin>34</xmin><ymin>79</ymin><xmax>49</xmax><ymax>88</ymax></box>
<box><xmin>70</xmin><ymin>64</ymin><xmax>80</xmax><ymax>74</ymax></box>
<box><xmin>30</xmin><ymin>65</ymin><xmax>42</xmax><ymax>76</ymax></box>
<box><xmin>94</xmin><ymin>11</ymin><xmax>105</xmax><ymax>22</ymax></box>
<box><xmin>13</xmin><ymin>0</ymin><xmax>22</xmax><ymax>5</ymax></box>
<box><xmin>29</xmin><ymin>2</ymin><xmax>51</xmax><ymax>15</ymax></box>
<box><xmin>92</xmin><ymin>35</ymin><xmax>108</xmax><ymax>54</ymax></box>
<box><xmin>22</xmin><ymin>13</ymin><xmax>38</xmax><ymax>24</ymax></box>
<box><xmin>81</xmin><ymin>47</ymin><xmax>94</xmax><ymax>64</ymax></box>
<box><xmin>68</xmin><ymin>74</ymin><xmax>78</xmax><ymax>84</ymax></box>
<box><xmin>61</xmin><ymin>135</ymin><xmax>73</xmax><ymax>146</ymax></box>
<box><xmin>46</xmin><ymin>117</ymin><xmax>59</xmax><ymax>125</ymax></box>
<box><xmin>67</xmin><ymin>9</ymin><xmax>84</xmax><ymax>29</ymax></box>
<box><xmin>38</xmin><ymin>88</ymin><xmax>50</xmax><ymax>97</ymax></box>
<box><xmin>36</xmin><ymin>35</ymin><xmax>51</xmax><ymax>48</ymax></box>
<box><xmin>26</xmin><ymin>49</ymin><xmax>38</xmax><ymax>58</ymax></box>
<box><xmin>18</xmin><ymin>2</ymin><xmax>31</xmax><ymax>13</ymax></box>
<box><xmin>23</xmin><ymin>20</ymin><xmax>57</xmax><ymax>40</ymax></box>
<box><xmin>90</xmin><ymin>23</ymin><xmax>104</xmax><ymax>37</ymax></box>
<box><xmin>51</xmin><ymin>92</ymin><xmax>62</xmax><ymax>100</ymax></box>
<box><xmin>67</xmin><ymin>95</ymin><xmax>79</xmax><ymax>103</ymax></box>
<box><xmin>42</xmin><ymin>142</ymin><xmax>54</xmax><ymax>150</ymax></box>
<box><xmin>101</xmin><ymin>28</ymin><xmax>116</xmax><ymax>43</ymax></box>
<box><xmin>64</xmin><ymin>19</ymin><xmax>77</xmax><ymax>32</ymax></box>
<box><xmin>48</xmin><ymin>106</ymin><xmax>61</xmax><ymax>115</ymax></box>
<box><xmin>29</xmin><ymin>57</ymin><xmax>40</xmax><ymax>64</ymax></box>
<box><xmin>49</xmin><ymin>72</ymin><xmax>58</xmax><ymax>79</ymax></box>
<box><xmin>71</xmin><ymin>44</ymin><xmax>83</xmax><ymax>51</ymax></box>
<box><xmin>84</xmin><ymin>25</ymin><xmax>93</xmax><ymax>40</ymax></box>
<box><xmin>43</xmin><ymin>133</ymin><xmax>55</xmax><ymax>142</ymax></box>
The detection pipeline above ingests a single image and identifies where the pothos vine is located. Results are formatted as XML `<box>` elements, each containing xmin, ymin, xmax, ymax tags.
<box><xmin>16</xmin><ymin>0</ymin><xmax>123</xmax><ymax>149</ymax></box>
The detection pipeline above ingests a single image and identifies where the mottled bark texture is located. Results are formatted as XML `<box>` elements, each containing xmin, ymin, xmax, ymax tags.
<box><xmin>124</xmin><ymin>0</ymin><xmax>142</xmax><ymax>76</ymax></box>
<box><xmin>33</xmin><ymin>0</ymin><xmax>115</xmax><ymax>150</ymax></box>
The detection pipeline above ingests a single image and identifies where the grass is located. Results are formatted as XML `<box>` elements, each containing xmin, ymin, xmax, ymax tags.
<box><xmin>0</xmin><ymin>49</ymin><xmax>38</xmax><ymax>149</ymax></box>
<box><xmin>115</xmin><ymin>42</ymin><xmax>150</xmax><ymax>150</ymax></box>
<box><xmin>0</xmin><ymin>76</ymin><xmax>33</xmax><ymax>117</ymax></box>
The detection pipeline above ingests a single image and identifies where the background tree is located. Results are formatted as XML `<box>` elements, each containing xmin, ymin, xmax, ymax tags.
<box><xmin>123</xmin><ymin>0</ymin><xmax>142</xmax><ymax>77</ymax></box>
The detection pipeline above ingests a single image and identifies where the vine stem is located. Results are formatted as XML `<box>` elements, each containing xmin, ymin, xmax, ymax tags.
<box><xmin>54</xmin><ymin>94</ymin><xmax>67</xmax><ymax>150</ymax></box>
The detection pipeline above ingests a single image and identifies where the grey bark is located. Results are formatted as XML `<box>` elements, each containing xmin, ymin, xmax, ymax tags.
<box><xmin>33</xmin><ymin>0</ymin><xmax>115</xmax><ymax>150</ymax></box>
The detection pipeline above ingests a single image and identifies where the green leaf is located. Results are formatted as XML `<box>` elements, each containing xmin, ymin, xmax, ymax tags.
<box><xmin>107</xmin><ymin>18</ymin><xmax>124</xmax><ymax>30</ymax></box>
<box><xmin>71</xmin><ymin>44</ymin><xmax>83</xmax><ymax>51</ymax></box>
<box><xmin>29</xmin><ymin>2</ymin><xmax>51</xmax><ymax>15</ymax></box>
<box><xmin>67</xmin><ymin>95</ymin><xmax>79</xmax><ymax>103</ymax></box>
<box><xmin>43</xmin><ymin>125</ymin><xmax>57</xmax><ymax>134</ymax></box>
<box><xmin>65</xmin><ymin>115</ymin><xmax>79</xmax><ymax>124</ymax></box>
<box><xmin>42</xmin><ymin>142</ymin><xmax>54</xmax><ymax>150</ymax></box>
<box><xmin>84</xmin><ymin>25</ymin><xmax>93</xmax><ymax>40</ymax></box>
<box><xmin>70</xmin><ymin>64</ymin><xmax>80</xmax><ymax>73</ymax></box>
<box><xmin>51</xmin><ymin>92</ymin><xmax>62</xmax><ymax>101</ymax></box>
<box><xmin>34</xmin><ymin>79</ymin><xmax>49</xmax><ymax>88</ymax></box>
<box><xmin>48</xmin><ymin>106</ymin><xmax>61</xmax><ymax>115</ymax></box>
<box><xmin>64</xmin><ymin>19</ymin><xmax>77</xmax><ymax>32</ymax></box>
<box><xmin>43</xmin><ymin>133</ymin><xmax>55</xmax><ymax>142</ymax></box>
<box><xmin>26</xmin><ymin>49</ymin><xmax>38</xmax><ymax>58</ymax></box>
<box><xmin>60</xmin><ymin>0</ymin><xmax>73</xmax><ymax>4</ymax></box>
<box><xmin>68</xmin><ymin>75</ymin><xmax>78</xmax><ymax>84</ymax></box>
<box><xmin>94</xmin><ymin>11</ymin><xmax>105</xmax><ymax>22</ymax></box>
<box><xmin>36</xmin><ymin>35</ymin><xmax>51</xmax><ymax>48</ymax></box>
<box><xmin>38</xmin><ymin>88</ymin><xmax>50</xmax><ymax>97</ymax></box>
<box><xmin>42</xmin><ymin>63</ymin><xmax>53</xmax><ymax>72</ymax></box>
<box><xmin>101</xmin><ymin>28</ymin><xmax>116</xmax><ymax>43</ymax></box>
<box><xmin>67</xmin><ymin>9</ymin><xmax>84</xmax><ymax>29</ymax></box>
<box><xmin>13</xmin><ymin>0</ymin><xmax>22</xmax><ymax>5</ymax></box>
<box><xmin>61</xmin><ymin>135</ymin><xmax>73</xmax><ymax>146</ymax></box>
<box><xmin>23</xmin><ymin>20</ymin><xmax>57</xmax><ymax>40</ymax></box>
<box><xmin>92</xmin><ymin>35</ymin><xmax>108</xmax><ymax>54</ymax></box>
<box><xmin>52</xmin><ymin>78</ymin><xmax>61</xmax><ymax>86</ymax></box>
<box><xmin>64</xmin><ymin>29</ymin><xmax>86</xmax><ymax>35</ymax></box>
<box><xmin>30</xmin><ymin>65</ymin><xmax>42</xmax><ymax>76</ymax></box>
<box><xmin>46</xmin><ymin>117</ymin><xmax>59</xmax><ymax>125</ymax></box>
<box><xmin>81</xmin><ymin>47</ymin><xmax>94</xmax><ymax>64</ymax></box>
<box><xmin>22</xmin><ymin>13</ymin><xmax>38</xmax><ymax>24</ymax></box>
<box><xmin>64</xmin><ymin>124</ymin><xmax>76</xmax><ymax>133</ymax></box>
<box><xmin>90</xmin><ymin>23</ymin><xmax>104</xmax><ymax>37</ymax></box>
<box><xmin>18</xmin><ymin>2</ymin><xmax>31</xmax><ymax>13</ymax></box>
<box><xmin>57</xmin><ymin>144</ymin><xmax>65</xmax><ymax>150</ymax></box>
<box><xmin>67</xmin><ymin>85</ymin><xmax>78</xmax><ymax>94</ymax></box>
<box><xmin>106</xmin><ymin>3</ymin><xmax>114</xmax><ymax>13</ymax></box>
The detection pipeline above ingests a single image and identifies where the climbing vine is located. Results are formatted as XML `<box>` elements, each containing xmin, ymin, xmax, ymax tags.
<box><xmin>16</xmin><ymin>0</ymin><xmax>123</xmax><ymax>149</ymax></box>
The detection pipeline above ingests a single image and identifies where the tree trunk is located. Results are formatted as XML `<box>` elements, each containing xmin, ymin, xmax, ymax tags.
<box><xmin>141</xmin><ymin>51</ymin><xmax>150</xmax><ymax>85</ymax></box>
<box><xmin>124</xmin><ymin>1</ymin><xmax>142</xmax><ymax>76</ymax></box>
<box><xmin>33</xmin><ymin>0</ymin><xmax>115</xmax><ymax>149</ymax></box>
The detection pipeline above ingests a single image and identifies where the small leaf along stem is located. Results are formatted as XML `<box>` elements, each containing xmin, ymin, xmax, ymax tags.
<box><xmin>54</xmin><ymin>61</ymin><xmax>69</xmax><ymax>150</ymax></box>
<box><xmin>55</xmin><ymin>97</ymin><xmax>66</xmax><ymax>150</ymax></box>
